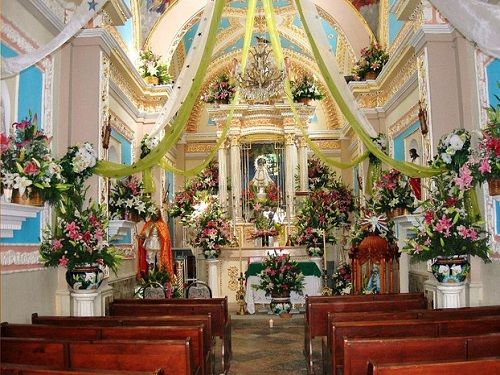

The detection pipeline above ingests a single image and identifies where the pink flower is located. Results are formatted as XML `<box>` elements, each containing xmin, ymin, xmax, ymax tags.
<box><xmin>453</xmin><ymin>164</ymin><xmax>473</xmax><ymax>190</ymax></box>
<box><xmin>435</xmin><ymin>215</ymin><xmax>452</xmax><ymax>237</ymax></box>
<box><xmin>23</xmin><ymin>161</ymin><xmax>39</xmax><ymax>176</ymax></box>
<box><xmin>0</xmin><ymin>133</ymin><xmax>9</xmax><ymax>152</ymax></box>
<box><xmin>457</xmin><ymin>225</ymin><xmax>469</xmax><ymax>239</ymax></box>
<box><xmin>52</xmin><ymin>239</ymin><xmax>63</xmax><ymax>250</ymax></box>
<box><xmin>479</xmin><ymin>158</ymin><xmax>491</xmax><ymax>174</ymax></box>
<box><xmin>424</xmin><ymin>211</ymin><xmax>434</xmax><ymax>225</ymax></box>
<box><xmin>58</xmin><ymin>256</ymin><xmax>69</xmax><ymax>267</ymax></box>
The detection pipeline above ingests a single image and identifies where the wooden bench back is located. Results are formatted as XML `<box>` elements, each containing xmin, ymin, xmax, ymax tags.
<box><xmin>369</xmin><ymin>358</ymin><xmax>500</xmax><ymax>375</ymax></box>
<box><xmin>109</xmin><ymin>303</ymin><xmax>226</xmax><ymax>338</ymax></box>
<box><xmin>0</xmin><ymin>364</ymin><xmax>164</xmax><ymax>375</ymax></box>
<box><xmin>309</xmin><ymin>298</ymin><xmax>427</xmax><ymax>338</ymax></box>
<box><xmin>2</xmin><ymin>323</ymin><xmax>209</xmax><ymax>375</ymax></box>
<box><xmin>1</xmin><ymin>337</ymin><xmax>195</xmax><ymax>375</ymax></box>
<box><xmin>343</xmin><ymin>333</ymin><xmax>500</xmax><ymax>375</ymax></box>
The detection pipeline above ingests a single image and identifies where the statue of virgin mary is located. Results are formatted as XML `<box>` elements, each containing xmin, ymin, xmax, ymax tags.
<box><xmin>251</xmin><ymin>155</ymin><xmax>273</xmax><ymax>200</ymax></box>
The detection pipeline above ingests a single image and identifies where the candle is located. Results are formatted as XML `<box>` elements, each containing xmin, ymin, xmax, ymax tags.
<box><xmin>269</xmin><ymin>319</ymin><xmax>274</xmax><ymax>328</ymax></box>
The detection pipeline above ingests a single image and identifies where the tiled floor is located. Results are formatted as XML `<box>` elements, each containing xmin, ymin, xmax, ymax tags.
<box><xmin>224</xmin><ymin>313</ymin><xmax>321</xmax><ymax>375</ymax></box>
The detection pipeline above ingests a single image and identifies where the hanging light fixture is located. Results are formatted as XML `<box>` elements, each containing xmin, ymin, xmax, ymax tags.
<box><xmin>144</xmin><ymin>224</ymin><xmax>162</xmax><ymax>270</ymax></box>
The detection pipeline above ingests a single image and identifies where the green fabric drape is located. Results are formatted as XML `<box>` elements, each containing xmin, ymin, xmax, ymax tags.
<box><xmin>464</xmin><ymin>188</ymin><xmax>481</xmax><ymax>222</ymax></box>
<box><xmin>94</xmin><ymin>0</ymin><xmax>226</xmax><ymax>189</ymax></box>
<box><xmin>291</xmin><ymin>0</ymin><xmax>444</xmax><ymax>178</ymax></box>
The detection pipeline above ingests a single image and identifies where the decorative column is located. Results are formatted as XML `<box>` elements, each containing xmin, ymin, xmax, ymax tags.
<box><xmin>229</xmin><ymin>135</ymin><xmax>242</xmax><ymax>222</ymax></box>
<box><xmin>206</xmin><ymin>259</ymin><xmax>220</xmax><ymax>298</ymax></box>
<box><xmin>436</xmin><ymin>283</ymin><xmax>466</xmax><ymax>308</ymax></box>
<box><xmin>218</xmin><ymin>141</ymin><xmax>229</xmax><ymax>211</ymax></box>
<box><xmin>297</xmin><ymin>136</ymin><xmax>309</xmax><ymax>192</ymax></box>
<box><xmin>284</xmin><ymin>131</ymin><xmax>298</xmax><ymax>220</ymax></box>
<box><xmin>71</xmin><ymin>292</ymin><xmax>99</xmax><ymax>316</ymax></box>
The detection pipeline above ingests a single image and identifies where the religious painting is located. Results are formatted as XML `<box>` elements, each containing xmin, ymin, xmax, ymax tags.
<box><xmin>350</xmin><ymin>0</ymin><xmax>380</xmax><ymax>38</ymax></box>
<box><xmin>138</xmin><ymin>0</ymin><xmax>172</xmax><ymax>46</ymax></box>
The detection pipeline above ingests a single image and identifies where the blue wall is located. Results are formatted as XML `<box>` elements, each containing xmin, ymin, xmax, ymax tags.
<box><xmin>111</xmin><ymin>129</ymin><xmax>132</xmax><ymax>165</ymax></box>
<box><xmin>388</xmin><ymin>0</ymin><xmax>404</xmax><ymax>46</ymax></box>
<box><xmin>393</xmin><ymin>122</ymin><xmax>420</xmax><ymax>161</ymax></box>
<box><xmin>486</xmin><ymin>59</ymin><xmax>500</xmax><ymax>105</ymax></box>
<box><xmin>1</xmin><ymin>43</ymin><xmax>43</xmax><ymax>244</ymax></box>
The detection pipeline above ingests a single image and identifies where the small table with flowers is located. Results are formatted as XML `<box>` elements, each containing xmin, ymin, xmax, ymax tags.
<box><xmin>244</xmin><ymin>261</ymin><xmax>322</xmax><ymax>314</ymax></box>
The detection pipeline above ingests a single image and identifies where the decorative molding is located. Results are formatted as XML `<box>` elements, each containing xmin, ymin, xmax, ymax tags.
<box><xmin>313</xmin><ymin>140</ymin><xmax>341</xmax><ymax>150</ymax></box>
<box><xmin>109</xmin><ymin>110</ymin><xmax>134</xmax><ymax>141</ymax></box>
<box><xmin>387</xmin><ymin>103</ymin><xmax>420</xmax><ymax>139</ymax></box>
<box><xmin>227</xmin><ymin>266</ymin><xmax>239</xmax><ymax>292</ymax></box>
<box><xmin>1</xmin><ymin>249</ymin><xmax>41</xmax><ymax>266</ymax></box>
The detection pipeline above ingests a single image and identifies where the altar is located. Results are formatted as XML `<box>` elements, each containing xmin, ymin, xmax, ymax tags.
<box><xmin>244</xmin><ymin>261</ymin><xmax>322</xmax><ymax>314</ymax></box>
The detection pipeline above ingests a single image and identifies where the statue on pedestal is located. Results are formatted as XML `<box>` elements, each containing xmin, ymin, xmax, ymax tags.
<box><xmin>252</xmin><ymin>155</ymin><xmax>273</xmax><ymax>200</ymax></box>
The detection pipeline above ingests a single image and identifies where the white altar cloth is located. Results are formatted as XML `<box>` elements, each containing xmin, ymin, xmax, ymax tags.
<box><xmin>245</xmin><ymin>275</ymin><xmax>322</xmax><ymax>314</ymax></box>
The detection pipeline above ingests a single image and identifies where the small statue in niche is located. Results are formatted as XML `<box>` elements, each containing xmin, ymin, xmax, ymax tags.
<box><xmin>252</xmin><ymin>155</ymin><xmax>273</xmax><ymax>200</ymax></box>
<box><xmin>408</xmin><ymin>148</ymin><xmax>422</xmax><ymax>200</ymax></box>
<box><xmin>366</xmin><ymin>264</ymin><xmax>380</xmax><ymax>294</ymax></box>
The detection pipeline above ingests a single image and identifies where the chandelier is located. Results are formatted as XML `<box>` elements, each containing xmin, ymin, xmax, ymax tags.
<box><xmin>235</xmin><ymin>37</ymin><xmax>285</xmax><ymax>104</ymax></box>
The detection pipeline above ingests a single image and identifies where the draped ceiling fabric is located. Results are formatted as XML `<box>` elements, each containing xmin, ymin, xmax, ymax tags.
<box><xmin>1</xmin><ymin>0</ymin><xmax>109</xmax><ymax>78</ymax></box>
<box><xmin>428</xmin><ymin>0</ymin><xmax>500</xmax><ymax>60</ymax></box>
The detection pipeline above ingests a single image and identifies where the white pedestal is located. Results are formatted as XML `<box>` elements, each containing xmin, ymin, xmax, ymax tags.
<box><xmin>207</xmin><ymin>259</ymin><xmax>220</xmax><ymax>298</ymax></box>
<box><xmin>436</xmin><ymin>282</ymin><xmax>466</xmax><ymax>308</ymax></box>
<box><xmin>71</xmin><ymin>291</ymin><xmax>99</xmax><ymax>316</ymax></box>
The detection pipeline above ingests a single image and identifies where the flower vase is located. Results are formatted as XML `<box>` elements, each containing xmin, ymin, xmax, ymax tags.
<box><xmin>386</xmin><ymin>207</ymin><xmax>407</xmax><ymax>219</ymax></box>
<box><xmin>364</xmin><ymin>71</ymin><xmax>378</xmax><ymax>80</ymax></box>
<box><xmin>144</xmin><ymin>76</ymin><xmax>159</xmax><ymax>85</ymax></box>
<box><xmin>431</xmin><ymin>256</ymin><xmax>470</xmax><ymax>284</ymax></box>
<box><xmin>124</xmin><ymin>210</ymin><xmax>140</xmax><ymax>223</ymax></box>
<box><xmin>298</xmin><ymin>97</ymin><xmax>310</xmax><ymax>105</ymax></box>
<box><xmin>12</xmin><ymin>189</ymin><xmax>44</xmax><ymax>206</ymax></box>
<box><xmin>487</xmin><ymin>178</ymin><xmax>500</xmax><ymax>196</ymax></box>
<box><xmin>270</xmin><ymin>292</ymin><xmax>292</xmax><ymax>317</ymax></box>
<box><xmin>66</xmin><ymin>264</ymin><xmax>104</xmax><ymax>292</ymax></box>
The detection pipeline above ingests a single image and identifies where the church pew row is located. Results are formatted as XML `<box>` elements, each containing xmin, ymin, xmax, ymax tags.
<box><xmin>343</xmin><ymin>333</ymin><xmax>500</xmax><ymax>375</ymax></box>
<box><xmin>1</xmin><ymin>337</ymin><xmax>198</xmax><ymax>375</ymax></box>
<box><xmin>31</xmin><ymin>313</ymin><xmax>214</xmax><ymax>370</ymax></box>
<box><xmin>1</xmin><ymin>365</ymin><xmax>165</xmax><ymax>375</ymax></box>
<box><xmin>108</xmin><ymin>301</ymin><xmax>231</xmax><ymax>374</ymax></box>
<box><xmin>1</xmin><ymin>323</ymin><xmax>211</xmax><ymax>375</ymax></box>
<box><xmin>304</xmin><ymin>294</ymin><xmax>427</xmax><ymax>374</ymax></box>
<box><xmin>368</xmin><ymin>358</ymin><xmax>500</xmax><ymax>375</ymax></box>
<box><xmin>322</xmin><ymin>315</ymin><xmax>500</xmax><ymax>374</ymax></box>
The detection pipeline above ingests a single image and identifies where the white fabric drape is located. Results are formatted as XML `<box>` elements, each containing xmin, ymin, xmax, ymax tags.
<box><xmin>298</xmin><ymin>0</ymin><xmax>377</xmax><ymax>137</ymax></box>
<box><xmin>1</xmin><ymin>0</ymin><xmax>109</xmax><ymax>78</ymax></box>
<box><xmin>428</xmin><ymin>0</ymin><xmax>500</xmax><ymax>59</ymax></box>
<box><xmin>149</xmin><ymin>1</ymin><xmax>216</xmax><ymax>137</ymax></box>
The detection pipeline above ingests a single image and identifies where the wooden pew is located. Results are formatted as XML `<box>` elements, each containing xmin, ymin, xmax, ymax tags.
<box><xmin>109</xmin><ymin>301</ymin><xmax>231</xmax><ymax>374</ymax></box>
<box><xmin>368</xmin><ymin>358</ymin><xmax>500</xmax><ymax>375</ymax></box>
<box><xmin>1</xmin><ymin>364</ymin><xmax>164</xmax><ymax>375</ymax></box>
<box><xmin>324</xmin><ymin>316</ymin><xmax>500</xmax><ymax>374</ymax></box>
<box><xmin>1</xmin><ymin>337</ymin><xmax>197</xmax><ymax>375</ymax></box>
<box><xmin>1</xmin><ymin>323</ymin><xmax>211</xmax><ymax>375</ymax></box>
<box><xmin>31</xmin><ymin>313</ymin><xmax>214</xmax><ymax>368</ymax></box>
<box><xmin>304</xmin><ymin>295</ymin><xmax>427</xmax><ymax>374</ymax></box>
<box><xmin>343</xmin><ymin>333</ymin><xmax>500</xmax><ymax>375</ymax></box>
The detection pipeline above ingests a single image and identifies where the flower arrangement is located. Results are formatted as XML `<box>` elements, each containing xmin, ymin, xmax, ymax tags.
<box><xmin>332</xmin><ymin>262</ymin><xmax>352</xmax><ymax>295</ymax></box>
<box><xmin>169</xmin><ymin>161</ymin><xmax>219</xmax><ymax>225</ymax></box>
<box><xmin>432</xmin><ymin>129</ymin><xmax>471</xmax><ymax>173</ymax></box>
<box><xmin>0</xmin><ymin>114</ymin><xmax>69</xmax><ymax>204</ymax></box>
<box><xmin>306</xmin><ymin>157</ymin><xmax>336</xmax><ymax>190</ymax></box>
<box><xmin>291</xmin><ymin>75</ymin><xmax>324</xmax><ymax>102</ymax></box>
<box><xmin>295</xmin><ymin>227</ymin><xmax>324</xmax><ymax>256</ymax></box>
<box><xmin>372</xmin><ymin>169</ymin><xmax>416</xmax><ymax>213</ymax></box>
<box><xmin>402</xmin><ymin>176</ymin><xmax>490</xmax><ymax>262</ymax></box>
<box><xmin>138</xmin><ymin>49</ymin><xmax>171</xmax><ymax>85</ymax></box>
<box><xmin>352</xmin><ymin>41</ymin><xmax>389</xmax><ymax>81</ymax></box>
<box><xmin>243</xmin><ymin>182</ymin><xmax>279</xmax><ymax>211</ymax></box>
<box><xmin>295</xmin><ymin>161</ymin><xmax>354</xmax><ymax>251</ymax></box>
<box><xmin>109</xmin><ymin>176</ymin><xmax>158</xmax><ymax>222</ymax></box>
<box><xmin>190</xmin><ymin>200</ymin><xmax>231</xmax><ymax>259</ymax></box>
<box><xmin>39</xmin><ymin>190</ymin><xmax>121</xmax><ymax>273</ymax></box>
<box><xmin>135</xmin><ymin>266</ymin><xmax>181</xmax><ymax>299</ymax></box>
<box><xmin>59</xmin><ymin>142</ymin><xmax>97</xmax><ymax>196</ymax></box>
<box><xmin>469</xmin><ymin>102</ymin><xmax>500</xmax><ymax>183</ymax></box>
<box><xmin>254</xmin><ymin>251</ymin><xmax>305</xmax><ymax>297</ymax></box>
<box><xmin>201</xmin><ymin>74</ymin><xmax>236</xmax><ymax>104</ymax></box>
<box><xmin>140</xmin><ymin>134</ymin><xmax>160</xmax><ymax>159</ymax></box>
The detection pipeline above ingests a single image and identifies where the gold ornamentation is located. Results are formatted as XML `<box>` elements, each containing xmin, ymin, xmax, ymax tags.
<box><xmin>185</xmin><ymin>143</ymin><xmax>215</xmax><ymax>153</ymax></box>
<box><xmin>227</xmin><ymin>266</ymin><xmax>239</xmax><ymax>291</ymax></box>
<box><xmin>378</xmin><ymin>0</ymin><xmax>389</xmax><ymax>48</ymax></box>
<box><xmin>109</xmin><ymin>110</ymin><xmax>134</xmax><ymax>141</ymax></box>
<box><xmin>313</xmin><ymin>140</ymin><xmax>341</xmax><ymax>150</ymax></box>
<box><xmin>387</xmin><ymin>104</ymin><xmax>420</xmax><ymax>138</ymax></box>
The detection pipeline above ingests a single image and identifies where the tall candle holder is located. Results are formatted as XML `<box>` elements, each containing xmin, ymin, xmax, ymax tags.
<box><xmin>236</xmin><ymin>272</ymin><xmax>246</xmax><ymax>315</ymax></box>
<box><xmin>320</xmin><ymin>229</ymin><xmax>332</xmax><ymax>296</ymax></box>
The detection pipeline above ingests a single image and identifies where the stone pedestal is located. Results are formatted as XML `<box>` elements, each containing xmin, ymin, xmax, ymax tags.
<box><xmin>71</xmin><ymin>291</ymin><xmax>99</xmax><ymax>316</ymax></box>
<box><xmin>207</xmin><ymin>259</ymin><xmax>220</xmax><ymax>298</ymax></box>
<box><xmin>436</xmin><ymin>282</ymin><xmax>466</xmax><ymax>308</ymax></box>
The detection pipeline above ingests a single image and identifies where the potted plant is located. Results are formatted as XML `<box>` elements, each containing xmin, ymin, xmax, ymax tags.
<box><xmin>109</xmin><ymin>176</ymin><xmax>158</xmax><ymax>222</ymax></box>
<box><xmin>201</xmin><ymin>74</ymin><xmax>236</xmax><ymax>104</ymax></box>
<box><xmin>138</xmin><ymin>49</ymin><xmax>171</xmax><ymax>85</ymax></box>
<box><xmin>0</xmin><ymin>114</ymin><xmax>69</xmax><ymax>206</ymax></box>
<box><xmin>352</xmin><ymin>41</ymin><xmax>389</xmax><ymax>81</ymax></box>
<box><xmin>332</xmin><ymin>262</ymin><xmax>352</xmax><ymax>295</ymax></box>
<box><xmin>254</xmin><ymin>251</ymin><xmax>305</xmax><ymax>316</ymax></box>
<box><xmin>402</xmin><ymin>175</ymin><xmax>491</xmax><ymax>284</ymax></box>
<box><xmin>39</xmin><ymin>189</ymin><xmax>121</xmax><ymax>291</ymax></box>
<box><xmin>291</xmin><ymin>74</ymin><xmax>324</xmax><ymax>105</ymax></box>
<box><xmin>372</xmin><ymin>169</ymin><xmax>416</xmax><ymax>218</ymax></box>
<box><xmin>190</xmin><ymin>199</ymin><xmax>231</xmax><ymax>259</ymax></box>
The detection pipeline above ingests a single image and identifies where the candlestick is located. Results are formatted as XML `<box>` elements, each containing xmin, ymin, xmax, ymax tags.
<box><xmin>239</xmin><ymin>235</ymin><xmax>242</xmax><ymax>274</ymax></box>
<box><xmin>322</xmin><ymin>229</ymin><xmax>327</xmax><ymax>271</ymax></box>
